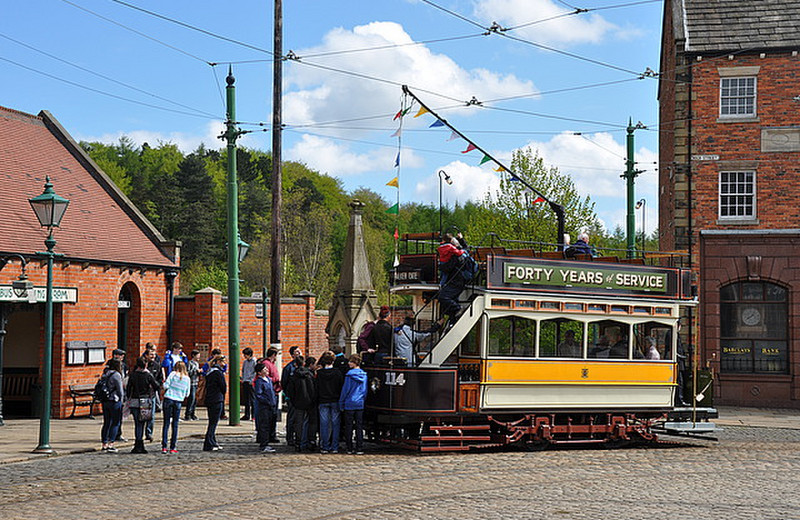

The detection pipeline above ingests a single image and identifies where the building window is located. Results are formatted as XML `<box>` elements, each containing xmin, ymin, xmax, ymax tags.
<box><xmin>720</xmin><ymin>282</ymin><xmax>788</xmax><ymax>374</ymax></box>
<box><xmin>719</xmin><ymin>171</ymin><xmax>755</xmax><ymax>219</ymax></box>
<box><xmin>720</xmin><ymin>77</ymin><xmax>756</xmax><ymax>117</ymax></box>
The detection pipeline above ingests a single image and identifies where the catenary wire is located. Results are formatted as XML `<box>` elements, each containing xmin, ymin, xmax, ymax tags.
<box><xmin>0</xmin><ymin>32</ymin><xmax>218</xmax><ymax>118</ymax></box>
<box><xmin>0</xmin><ymin>55</ymin><xmax>218</xmax><ymax>120</ymax></box>
<box><xmin>59</xmin><ymin>0</ymin><xmax>210</xmax><ymax>64</ymax></box>
<box><xmin>109</xmin><ymin>0</ymin><xmax>275</xmax><ymax>57</ymax></box>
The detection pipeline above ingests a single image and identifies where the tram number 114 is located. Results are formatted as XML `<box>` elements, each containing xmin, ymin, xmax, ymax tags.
<box><xmin>384</xmin><ymin>372</ymin><xmax>406</xmax><ymax>386</ymax></box>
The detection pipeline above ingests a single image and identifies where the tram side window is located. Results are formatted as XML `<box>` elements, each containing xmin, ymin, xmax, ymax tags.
<box><xmin>488</xmin><ymin>317</ymin><xmax>535</xmax><ymax>357</ymax></box>
<box><xmin>540</xmin><ymin>319</ymin><xmax>583</xmax><ymax>358</ymax></box>
<box><xmin>633</xmin><ymin>322</ymin><xmax>671</xmax><ymax>360</ymax></box>
<box><xmin>587</xmin><ymin>321</ymin><xmax>629</xmax><ymax>359</ymax></box>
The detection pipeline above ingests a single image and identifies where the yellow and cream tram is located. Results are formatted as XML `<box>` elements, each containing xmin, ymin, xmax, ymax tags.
<box><xmin>365</xmin><ymin>242</ymin><xmax>716</xmax><ymax>452</ymax></box>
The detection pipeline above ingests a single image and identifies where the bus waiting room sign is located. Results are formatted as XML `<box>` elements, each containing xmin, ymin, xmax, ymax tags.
<box><xmin>489</xmin><ymin>257</ymin><xmax>683</xmax><ymax>298</ymax></box>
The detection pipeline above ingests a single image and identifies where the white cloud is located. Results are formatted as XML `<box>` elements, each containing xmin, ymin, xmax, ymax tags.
<box><xmin>76</xmin><ymin>120</ymin><xmax>228</xmax><ymax>153</ymax></box>
<box><xmin>284</xmin><ymin>22</ymin><xmax>535</xmax><ymax>130</ymax></box>
<box><xmin>286</xmin><ymin>133</ymin><xmax>423</xmax><ymax>177</ymax></box>
<box><xmin>413</xmin><ymin>160</ymin><xmax>501</xmax><ymax>206</ymax></box>
<box><xmin>473</xmin><ymin>0</ymin><xmax>618</xmax><ymax>45</ymax></box>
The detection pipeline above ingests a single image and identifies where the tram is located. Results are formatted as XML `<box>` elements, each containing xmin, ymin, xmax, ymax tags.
<box><xmin>364</xmin><ymin>236</ymin><xmax>717</xmax><ymax>452</ymax></box>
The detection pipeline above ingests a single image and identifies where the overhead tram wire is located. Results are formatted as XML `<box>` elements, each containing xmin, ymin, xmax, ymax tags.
<box><xmin>284</xmin><ymin>127</ymin><xmax>625</xmax><ymax>172</ymax></box>
<box><xmin>108</xmin><ymin>0</ymin><xmax>275</xmax><ymax>57</ymax></box>
<box><xmin>0</xmin><ymin>56</ymin><xmax>218</xmax><ymax>120</ymax></box>
<box><xmin>59</xmin><ymin>0</ymin><xmax>210</xmax><ymax>64</ymax></box>
<box><xmin>0</xmin><ymin>32</ymin><xmax>218</xmax><ymax>119</ymax></box>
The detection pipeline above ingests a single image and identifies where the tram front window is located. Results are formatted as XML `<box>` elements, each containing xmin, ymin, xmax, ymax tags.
<box><xmin>588</xmin><ymin>321</ymin><xmax>629</xmax><ymax>359</ymax></box>
<box><xmin>540</xmin><ymin>319</ymin><xmax>583</xmax><ymax>358</ymax></box>
<box><xmin>633</xmin><ymin>322</ymin><xmax>671</xmax><ymax>360</ymax></box>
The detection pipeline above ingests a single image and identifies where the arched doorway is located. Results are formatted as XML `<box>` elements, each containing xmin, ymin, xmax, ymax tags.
<box><xmin>117</xmin><ymin>282</ymin><xmax>141</xmax><ymax>367</ymax></box>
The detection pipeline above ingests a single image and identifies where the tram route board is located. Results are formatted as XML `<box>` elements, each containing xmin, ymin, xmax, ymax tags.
<box><xmin>486</xmin><ymin>255</ymin><xmax>690</xmax><ymax>299</ymax></box>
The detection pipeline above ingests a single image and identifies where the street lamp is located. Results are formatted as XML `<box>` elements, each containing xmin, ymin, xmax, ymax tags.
<box><xmin>438</xmin><ymin>169</ymin><xmax>452</xmax><ymax>236</ymax></box>
<box><xmin>28</xmin><ymin>176</ymin><xmax>69</xmax><ymax>454</ymax></box>
<box><xmin>237</xmin><ymin>235</ymin><xmax>250</xmax><ymax>263</ymax></box>
<box><xmin>635</xmin><ymin>198</ymin><xmax>646</xmax><ymax>255</ymax></box>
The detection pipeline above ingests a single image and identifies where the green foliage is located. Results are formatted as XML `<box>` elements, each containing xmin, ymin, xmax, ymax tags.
<box><xmin>180</xmin><ymin>261</ymin><xmax>228</xmax><ymax>295</ymax></box>
<box><xmin>466</xmin><ymin>148</ymin><xmax>601</xmax><ymax>248</ymax></box>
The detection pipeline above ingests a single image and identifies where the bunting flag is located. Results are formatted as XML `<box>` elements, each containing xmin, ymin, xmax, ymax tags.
<box><xmin>390</xmin><ymin>128</ymin><xmax>402</xmax><ymax>138</ymax></box>
<box><xmin>461</xmin><ymin>143</ymin><xmax>477</xmax><ymax>154</ymax></box>
<box><xmin>479</xmin><ymin>155</ymin><xmax>492</xmax><ymax>165</ymax></box>
<box><xmin>386</xmin><ymin>177</ymin><xmax>399</xmax><ymax>188</ymax></box>
<box><xmin>447</xmin><ymin>131</ymin><xmax>459</xmax><ymax>142</ymax></box>
<box><xmin>413</xmin><ymin>106</ymin><xmax>429</xmax><ymax>118</ymax></box>
<box><xmin>393</xmin><ymin>227</ymin><xmax>399</xmax><ymax>240</ymax></box>
<box><xmin>394</xmin><ymin>151</ymin><xmax>400</xmax><ymax>168</ymax></box>
<box><xmin>509</xmin><ymin>173</ymin><xmax>521</xmax><ymax>181</ymax></box>
<box><xmin>531</xmin><ymin>196</ymin><xmax>546</xmax><ymax>205</ymax></box>
<box><xmin>429</xmin><ymin>119</ymin><xmax>445</xmax><ymax>128</ymax></box>
<box><xmin>494</xmin><ymin>165</ymin><xmax>506</xmax><ymax>172</ymax></box>
<box><xmin>392</xmin><ymin>107</ymin><xmax>411</xmax><ymax>120</ymax></box>
<box><xmin>386</xmin><ymin>202</ymin><xmax>399</xmax><ymax>214</ymax></box>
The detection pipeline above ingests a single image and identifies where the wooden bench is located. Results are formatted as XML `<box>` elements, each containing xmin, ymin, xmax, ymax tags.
<box><xmin>2</xmin><ymin>372</ymin><xmax>37</xmax><ymax>403</ymax></box>
<box><xmin>68</xmin><ymin>383</ymin><xmax>99</xmax><ymax>418</ymax></box>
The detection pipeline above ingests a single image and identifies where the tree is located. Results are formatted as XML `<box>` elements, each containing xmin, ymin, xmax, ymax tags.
<box><xmin>466</xmin><ymin>148</ymin><xmax>601</xmax><ymax>248</ymax></box>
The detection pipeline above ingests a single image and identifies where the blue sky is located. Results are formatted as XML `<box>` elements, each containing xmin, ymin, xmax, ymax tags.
<box><xmin>2</xmin><ymin>0</ymin><xmax>665</xmax><ymax>235</ymax></box>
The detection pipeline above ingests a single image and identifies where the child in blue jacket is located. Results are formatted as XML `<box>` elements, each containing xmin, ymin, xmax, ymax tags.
<box><xmin>339</xmin><ymin>354</ymin><xmax>368</xmax><ymax>454</ymax></box>
<box><xmin>254</xmin><ymin>363</ymin><xmax>277</xmax><ymax>453</ymax></box>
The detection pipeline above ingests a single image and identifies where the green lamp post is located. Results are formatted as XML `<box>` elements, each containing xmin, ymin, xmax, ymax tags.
<box><xmin>29</xmin><ymin>176</ymin><xmax>69</xmax><ymax>454</ymax></box>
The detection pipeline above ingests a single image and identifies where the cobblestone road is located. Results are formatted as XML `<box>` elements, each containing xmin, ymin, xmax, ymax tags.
<box><xmin>1</xmin><ymin>427</ymin><xmax>798</xmax><ymax>520</ymax></box>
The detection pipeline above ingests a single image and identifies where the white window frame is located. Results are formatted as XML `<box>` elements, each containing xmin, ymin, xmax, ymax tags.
<box><xmin>718</xmin><ymin>170</ymin><xmax>756</xmax><ymax>220</ymax></box>
<box><xmin>719</xmin><ymin>76</ymin><xmax>757</xmax><ymax>118</ymax></box>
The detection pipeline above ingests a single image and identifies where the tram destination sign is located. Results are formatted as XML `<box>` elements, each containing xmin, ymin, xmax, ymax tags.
<box><xmin>488</xmin><ymin>257</ymin><xmax>683</xmax><ymax>298</ymax></box>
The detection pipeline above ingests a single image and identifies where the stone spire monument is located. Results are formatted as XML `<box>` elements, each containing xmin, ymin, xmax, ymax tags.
<box><xmin>326</xmin><ymin>200</ymin><xmax>378</xmax><ymax>354</ymax></box>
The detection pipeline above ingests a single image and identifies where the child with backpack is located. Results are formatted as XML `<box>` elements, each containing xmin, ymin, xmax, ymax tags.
<box><xmin>99</xmin><ymin>359</ymin><xmax>124</xmax><ymax>452</ymax></box>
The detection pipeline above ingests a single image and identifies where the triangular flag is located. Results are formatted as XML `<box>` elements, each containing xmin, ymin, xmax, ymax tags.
<box><xmin>494</xmin><ymin>165</ymin><xmax>506</xmax><ymax>172</ymax></box>
<box><xmin>509</xmin><ymin>173</ymin><xmax>520</xmax><ymax>181</ymax></box>
<box><xmin>393</xmin><ymin>109</ymin><xmax>403</xmax><ymax>121</ymax></box>
<box><xmin>461</xmin><ymin>143</ymin><xmax>477</xmax><ymax>154</ymax></box>
<box><xmin>531</xmin><ymin>196</ymin><xmax>546</xmax><ymax>204</ymax></box>
<box><xmin>414</xmin><ymin>106</ymin><xmax>429</xmax><ymax>118</ymax></box>
<box><xmin>393</xmin><ymin>253</ymin><xmax>400</xmax><ymax>267</ymax></box>
<box><xmin>394</xmin><ymin>152</ymin><xmax>400</xmax><ymax>168</ymax></box>
<box><xmin>447</xmin><ymin>131</ymin><xmax>459</xmax><ymax>142</ymax></box>
<box><xmin>386</xmin><ymin>177</ymin><xmax>399</xmax><ymax>188</ymax></box>
<box><xmin>390</xmin><ymin>128</ymin><xmax>401</xmax><ymax>138</ymax></box>
<box><xmin>393</xmin><ymin>227</ymin><xmax>399</xmax><ymax>240</ymax></box>
<box><xmin>429</xmin><ymin>119</ymin><xmax>445</xmax><ymax>128</ymax></box>
<box><xmin>479</xmin><ymin>155</ymin><xmax>492</xmax><ymax>165</ymax></box>
<box><xmin>386</xmin><ymin>203</ymin><xmax>399</xmax><ymax>214</ymax></box>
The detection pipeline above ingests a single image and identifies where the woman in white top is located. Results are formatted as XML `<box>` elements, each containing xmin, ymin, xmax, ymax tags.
<box><xmin>161</xmin><ymin>361</ymin><xmax>191</xmax><ymax>453</ymax></box>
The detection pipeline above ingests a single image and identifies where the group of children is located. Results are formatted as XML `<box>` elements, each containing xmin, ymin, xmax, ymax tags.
<box><xmin>243</xmin><ymin>346</ymin><xmax>368</xmax><ymax>455</ymax></box>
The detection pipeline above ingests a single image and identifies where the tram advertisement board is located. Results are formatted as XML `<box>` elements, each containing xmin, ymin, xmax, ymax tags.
<box><xmin>488</xmin><ymin>256</ymin><xmax>685</xmax><ymax>298</ymax></box>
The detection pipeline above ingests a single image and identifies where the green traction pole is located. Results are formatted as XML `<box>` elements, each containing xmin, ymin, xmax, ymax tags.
<box><xmin>224</xmin><ymin>67</ymin><xmax>242</xmax><ymax>427</ymax></box>
<box><xmin>624</xmin><ymin>119</ymin><xmax>645</xmax><ymax>259</ymax></box>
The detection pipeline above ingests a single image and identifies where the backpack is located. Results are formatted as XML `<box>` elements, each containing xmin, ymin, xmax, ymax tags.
<box><xmin>357</xmin><ymin>321</ymin><xmax>375</xmax><ymax>351</ymax></box>
<box><xmin>93</xmin><ymin>372</ymin><xmax>113</xmax><ymax>402</ymax></box>
<box><xmin>458</xmin><ymin>251</ymin><xmax>479</xmax><ymax>283</ymax></box>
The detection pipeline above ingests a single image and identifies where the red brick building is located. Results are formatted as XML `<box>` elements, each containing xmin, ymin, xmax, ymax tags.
<box><xmin>659</xmin><ymin>0</ymin><xmax>800</xmax><ymax>407</ymax></box>
<box><xmin>0</xmin><ymin>106</ymin><xmax>328</xmax><ymax>420</ymax></box>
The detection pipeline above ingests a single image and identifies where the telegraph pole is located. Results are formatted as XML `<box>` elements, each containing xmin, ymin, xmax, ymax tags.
<box><xmin>270</xmin><ymin>0</ymin><xmax>283</xmax><ymax>370</ymax></box>
<box><xmin>224</xmin><ymin>67</ymin><xmax>242</xmax><ymax>426</ymax></box>
<box><xmin>624</xmin><ymin>119</ymin><xmax>645</xmax><ymax>258</ymax></box>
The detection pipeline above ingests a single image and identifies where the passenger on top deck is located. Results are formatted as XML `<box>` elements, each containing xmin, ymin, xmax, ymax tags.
<box><xmin>565</xmin><ymin>232</ymin><xmax>594</xmax><ymax>258</ymax></box>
